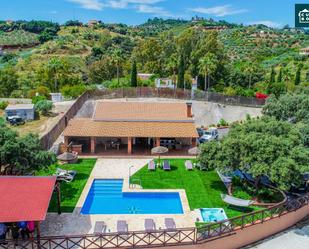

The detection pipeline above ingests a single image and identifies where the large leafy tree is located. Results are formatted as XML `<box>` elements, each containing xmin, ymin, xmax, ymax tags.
<box><xmin>0</xmin><ymin>123</ymin><xmax>56</xmax><ymax>173</ymax></box>
<box><xmin>263</xmin><ymin>92</ymin><xmax>309</xmax><ymax>123</ymax></box>
<box><xmin>133</xmin><ymin>38</ymin><xmax>163</xmax><ymax>74</ymax></box>
<box><xmin>0</xmin><ymin>65</ymin><xmax>18</xmax><ymax>97</ymax></box>
<box><xmin>199</xmin><ymin>117</ymin><xmax>309</xmax><ymax>191</ymax></box>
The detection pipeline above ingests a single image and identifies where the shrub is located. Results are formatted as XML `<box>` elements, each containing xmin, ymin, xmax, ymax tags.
<box><xmin>223</xmin><ymin>87</ymin><xmax>237</xmax><ymax>96</ymax></box>
<box><xmin>61</xmin><ymin>84</ymin><xmax>86</xmax><ymax>98</ymax></box>
<box><xmin>0</xmin><ymin>101</ymin><xmax>8</xmax><ymax>110</ymax></box>
<box><xmin>35</xmin><ymin>99</ymin><xmax>53</xmax><ymax>116</ymax></box>
<box><xmin>218</xmin><ymin>118</ymin><xmax>229</xmax><ymax>127</ymax></box>
<box><xmin>32</xmin><ymin>95</ymin><xmax>46</xmax><ymax>104</ymax></box>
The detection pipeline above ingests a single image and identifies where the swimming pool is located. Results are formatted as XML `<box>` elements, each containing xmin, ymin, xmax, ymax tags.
<box><xmin>81</xmin><ymin>179</ymin><xmax>184</xmax><ymax>214</ymax></box>
<box><xmin>199</xmin><ymin>208</ymin><xmax>227</xmax><ymax>223</ymax></box>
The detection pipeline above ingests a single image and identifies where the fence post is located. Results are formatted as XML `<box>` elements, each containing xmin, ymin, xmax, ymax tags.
<box><xmin>194</xmin><ymin>228</ymin><xmax>197</xmax><ymax>244</ymax></box>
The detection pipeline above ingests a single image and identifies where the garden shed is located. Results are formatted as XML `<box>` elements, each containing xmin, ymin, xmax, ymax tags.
<box><xmin>5</xmin><ymin>103</ymin><xmax>35</xmax><ymax>120</ymax></box>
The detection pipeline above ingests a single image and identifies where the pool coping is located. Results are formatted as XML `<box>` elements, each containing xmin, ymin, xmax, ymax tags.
<box><xmin>74</xmin><ymin>176</ymin><xmax>191</xmax><ymax>216</ymax></box>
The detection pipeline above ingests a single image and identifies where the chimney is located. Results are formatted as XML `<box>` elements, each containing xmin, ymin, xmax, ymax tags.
<box><xmin>186</xmin><ymin>102</ymin><xmax>192</xmax><ymax>118</ymax></box>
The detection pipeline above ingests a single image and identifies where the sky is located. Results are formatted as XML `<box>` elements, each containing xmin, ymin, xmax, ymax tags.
<box><xmin>0</xmin><ymin>0</ymin><xmax>308</xmax><ymax>27</ymax></box>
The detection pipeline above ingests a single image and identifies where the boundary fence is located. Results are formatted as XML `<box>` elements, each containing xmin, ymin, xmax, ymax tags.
<box><xmin>40</xmin><ymin>87</ymin><xmax>266</xmax><ymax>150</ymax></box>
<box><xmin>0</xmin><ymin>194</ymin><xmax>308</xmax><ymax>249</ymax></box>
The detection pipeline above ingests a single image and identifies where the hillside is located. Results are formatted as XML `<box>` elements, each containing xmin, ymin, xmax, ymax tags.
<box><xmin>0</xmin><ymin>18</ymin><xmax>308</xmax><ymax>99</ymax></box>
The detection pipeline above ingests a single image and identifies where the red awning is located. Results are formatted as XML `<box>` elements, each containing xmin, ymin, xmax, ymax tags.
<box><xmin>0</xmin><ymin>176</ymin><xmax>56</xmax><ymax>222</ymax></box>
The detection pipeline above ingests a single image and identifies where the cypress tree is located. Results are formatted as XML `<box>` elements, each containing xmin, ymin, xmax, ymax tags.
<box><xmin>295</xmin><ymin>66</ymin><xmax>301</xmax><ymax>85</ymax></box>
<box><xmin>277</xmin><ymin>67</ymin><xmax>283</xmax><ymax>82</ymax></box>
<box><xmin>177</xmin><ymin>55</ymin><xmax>185</xmax><ymax>89</ymax></box>
<box><xmin>270</xmin><ymin>67</ymin><xmax>276</xmax><ymax>83</ymax></box>
<box><xmin>197</xmin><ymin>75</ymin><xmax>204</xmax><ymax>90</ymax></box>
<box><xmin>130</xmin><ymin>60</ymin><xmax>137</xmax><ymax>87</ymax></box>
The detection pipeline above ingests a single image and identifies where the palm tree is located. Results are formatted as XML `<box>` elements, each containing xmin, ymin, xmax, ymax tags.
<box><xmin>244</xmin><ymin>64</ymin><xmax>257</xmax><ymax>89</ymax></box>
<box><xmin>167</xmin><ymin>54</ymin><xmax>178</xmax><ymax>89</ymax></box>
<box><xmin>47</xmin><ymin>58</ymin><xmax>65</xmax><ymax>92</ymax></box>
<box><xmin>111</xmin><ymin>48</ymin><xmax>123</xmax><ymax>85</ymax></box>
<box><xmin>198</xmin><ymin>53</ymin><xmax>218</xmax><ymax>91</ymax></box>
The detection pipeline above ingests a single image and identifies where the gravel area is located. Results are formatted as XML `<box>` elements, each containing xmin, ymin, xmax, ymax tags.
<box><xmin>76</xmin><ymin>98</ymin><xmax>262</xmax><ymax>127</ymax></box>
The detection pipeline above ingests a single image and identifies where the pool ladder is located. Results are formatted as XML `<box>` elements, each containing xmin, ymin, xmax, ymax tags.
<box><xmin>129</xmin><ymin>178</ymin><xmax>142</xmax><ymax>189</ymax></box>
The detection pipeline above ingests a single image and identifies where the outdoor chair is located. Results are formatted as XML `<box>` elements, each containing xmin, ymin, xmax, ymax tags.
<box><xmin>164</xmin><ymin>218</ymin><xmax>176</xmax><ymax>231</ymax></box>
<box><xmin>56</xmin><ymin>168</ymin><xmax>77</xmax><ymax>177</ymax></box>
<box><xmin>185</xmin><ymin>160</ymin><xmax>193</xmax><ymax>170</ymax></box>
<box><xmin>55</xmin><ymin>168</ymin><xmax>77</xmax><ymax>182</ymax></box>
<box><xmin>148</xmin><ymin>161</ymin><xmax>156</xmax><ymax>171</ymax></box>
<box><xmin>144</xmin><ymin>219</ymin><xmax>156</xmax><ymax>232</ymax></box>
<box><xmin>163</xmin><ymin>160</ymin><xmax>171</xmax><ymax>171</ymax></box>
<box><xmin>56</xmin><ymin>174</ymin><xmax>75</xmax><ymax>183</ymax></box>
<box><xmin>94</xmin><ymin>221</ymin><xmax>107</xmax><ymax>235</ymax></box>
<box><xmin>117</xmin><ymin>220</ymin><xmax>128</xmax><ymax>234</ymax></box>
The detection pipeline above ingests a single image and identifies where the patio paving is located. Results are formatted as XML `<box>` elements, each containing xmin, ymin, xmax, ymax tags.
<box><xmin>41</xmin><ymin>158</ymin><xmax>196</xmax><ymax>236</ymax></box>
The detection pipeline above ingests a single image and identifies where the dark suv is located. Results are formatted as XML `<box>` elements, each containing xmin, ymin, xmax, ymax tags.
<box><xmin>6</xmin><ymin>116</ymin><xmax>25</xmax><ymax>126</ymax></box>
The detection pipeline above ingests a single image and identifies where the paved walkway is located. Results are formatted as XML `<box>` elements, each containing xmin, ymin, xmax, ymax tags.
<box><xmin>41</xmin><ymin>159</ymin><xmax>195</xmax><ymax>236</ymax></box>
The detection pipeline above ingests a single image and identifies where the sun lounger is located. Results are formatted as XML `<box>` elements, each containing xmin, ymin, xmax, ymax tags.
<box><xmin>163</xmin><ymin>160</ymin><xmax>171</xmax><ymax>171</ymax></box>
<box><xmin>221</xmin><ymin>194</ymin><xmax>254</xmax><ymax>207</ymax></box>
<box><xmin>148</xmin><ymin>161</ymin><xmax>156</xmax><ymax>171</ymax></box>
<box><xmin>185</xmin><ymin>161</ymin><xmax>193</xmax><ymax>170</ymax></box>
<box><xmin>144</xmin><ymin>219</ymin><xmax>156</xmax><ymax>232</ymax></box>
<box><xmin>117</xmin><ymin>220</ymin><xmax>128</xmax><ymax>234</ymax></box>
<box><xmin>94</xmin><ymin>221</ymin><xmax>106</xmax><ymax>235</ymax></box>
<box><xmin>56</xmin><ymin>174</ymin><xmax>75</xmax><ymax>183</ymax></box>
<box><xmin>164</xmin><ymin>218</ymin><xmax>176</xmax><ymax>231</ymax></box>
<box><xmin>56</xmin><ymin>168</ymin><xmax>77</xmax><ymax>177</ymax></box>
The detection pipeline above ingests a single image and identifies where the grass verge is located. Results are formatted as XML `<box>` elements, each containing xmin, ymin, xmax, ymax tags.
<box><xmin>132</xmin><ymin>159</ymin><xmax>260</xmax><ymax>218</ymax></box>
<box><xmin>36</xmin><ymin>159</ymin><xmax>96</xmax><ymax>212</ymax></box>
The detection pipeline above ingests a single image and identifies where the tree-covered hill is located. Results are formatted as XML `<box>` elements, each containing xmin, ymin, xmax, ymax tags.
<box><xmin>0</xmin><ymin>18</ymin><xmax>308</xmax><ymax>99</ymax></box>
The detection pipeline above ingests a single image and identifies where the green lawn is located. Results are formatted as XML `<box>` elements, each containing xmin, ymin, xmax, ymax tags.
<box><xmin>132</xmin><ymin>159</ymin><xmax>260</xmax><ymax>218</ymax></box>
<box><xmin>36</xmin><ymin>159</ymin><xmax>96</xmax><ymax>212</ymax></box>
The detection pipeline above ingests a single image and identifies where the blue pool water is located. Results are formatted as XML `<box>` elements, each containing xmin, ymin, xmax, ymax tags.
<box><xmin>200</xmin><ymin>208</ymin><xmax>227</xmax><ymax>223</ymax></box>
<box><xmin>81</xmin><ymin>179</ymin><xmax>184</xmax><ymax>214</ymax></box>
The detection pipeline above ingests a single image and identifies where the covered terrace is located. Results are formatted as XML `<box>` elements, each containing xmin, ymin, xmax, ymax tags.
<box><xmin>63</xmin><ymin>119</ymin><xmax>198</xmax><ymax>155</ymax></box>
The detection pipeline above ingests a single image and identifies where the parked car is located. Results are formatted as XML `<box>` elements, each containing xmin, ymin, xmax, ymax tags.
<box><xmin>196</xmin><ymin>128</ymin><xmax>205</xmax><ymax>137</ymax></box>
<box><xmin>199</xmin><ymin>128</ymin><xmax>219</xmax><ymax>143</ymax></box>
<box><xmin>6</xmin><ymin>116</ymin><xmax>25</xmax><ymax>126</ymax></box>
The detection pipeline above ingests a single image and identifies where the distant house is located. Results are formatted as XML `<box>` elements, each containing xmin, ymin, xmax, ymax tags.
<box><xmin>300</xmin><ymin>47</ymin><xmax>309</xmax><ymax>56</ymax></box>
<box><xmin>88</xmin><ymin>20</ymin><xmax>100</xmax><ymax>26</ymax></box>
<box><xmin>137</xmin><ymin>73</ymin><xmax>154</xmax><ymax>81</ymax></box>
<box><xmin>50</xmin><ymin>93</ymin><xmax>63</xmax><ymax>103</ymax></box>
<box><xmin>5</xmin><ymin>104</ymin><xmax>35</xmax><ymax>121</ymax></box>
<box><xmin>155</xmin><ymin>78</ymin><xmax>175</xmax><ymax>89</ymax></box>
<box><xmin>6</xmin><ymin>20</ymin><xmax>13</xmax><ymax>25</ymax></box>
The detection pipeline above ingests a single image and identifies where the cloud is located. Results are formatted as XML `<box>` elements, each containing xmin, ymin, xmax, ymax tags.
<box><xmin>247</xmin><ymin>20</ymin><xmax>282</xmax><ymax>28</ymax></box>
<box><xmin>107</xmin><ymin>0</ymin><xmax>163</xmax><ymax>9</ymax></box>
<box><xmin>67</xmin><ymin>0</ymin><xmax>104</xmax><ymax>10</ymax></box>
<box><xmin>136</xmin><ymin>4</ymin><xmax>170</xmax><ymax>17</ymax></box>
<box><xmin>190</xmin><ymin>4</ymin><xmax>248</xmax><ymax>17</ymax></box>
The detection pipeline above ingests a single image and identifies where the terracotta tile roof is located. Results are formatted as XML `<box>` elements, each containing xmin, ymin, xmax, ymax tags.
<box><xmin>93</xmin><ymin>102</ymin><xmax>192</xmax><ymax>122</ymax></box>
<box><xmin>0</xmin><ymin>176</ymin><xmax>56</xmax><ymax>222</ymax></box>
<box><xmin>64</xmin><ymin>118</ymin><xmax>198</xmax><ymax>138</ymax></box>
